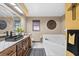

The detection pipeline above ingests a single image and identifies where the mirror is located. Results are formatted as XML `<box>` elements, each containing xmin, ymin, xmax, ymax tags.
<box><xmin>47</xmin><ymin>20</ymin><xmax>56</xmax><ymax>30</ymax></box>
<box><xmin>0</xmin><ymin>20</ymin><xmax>7</xmax><ymax>30</ymax></box>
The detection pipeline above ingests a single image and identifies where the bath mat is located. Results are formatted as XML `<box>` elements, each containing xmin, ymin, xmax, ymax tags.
<box><xmin>28</xmin><ymin>48</ymin><xmax>46</xmax><ymax>56</ymax></box>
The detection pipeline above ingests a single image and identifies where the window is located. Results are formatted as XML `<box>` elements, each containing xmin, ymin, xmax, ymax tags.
<box><xmin>13</xmin><ymin>17</ymin><xmax>21</xmax><ymax>32</ymax></box>
<box><xmin>14</xmin><ymin>20</ymin><xmax>21</xmax><ymax>31</ymax></box>
<box><xmin>33</xmin><ymin>20</ymin><xmax>40</xmax><ymax>31</ymax></box>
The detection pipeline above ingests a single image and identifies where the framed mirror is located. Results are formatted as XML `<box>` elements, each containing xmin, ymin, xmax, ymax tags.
<box><xmin>0</xmin><ymin>20</ymin><xmax>7</xmax><ymax>30</ymax></box>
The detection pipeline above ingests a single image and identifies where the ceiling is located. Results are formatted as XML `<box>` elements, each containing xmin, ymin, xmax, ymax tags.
<box><xmin>0</xmin><ymin>3</ymin><xmax>65</xmax><ymax>17</ymax></box>
<box><xmin>0</xmin><ymin>4</ymin><xmax>17</xmax><ymax>17</ymax></box>
<box><xmin>0</xmin><ymin>3</ymin><xmax>24</xmax><ymax>17</ymax></box>
<box><xmin>25</xmin><ymin>3</ymin><xmax>65</xmax><ymax>16</ymax></box>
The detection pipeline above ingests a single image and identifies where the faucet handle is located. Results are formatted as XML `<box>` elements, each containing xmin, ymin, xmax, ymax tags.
<box><xmin>4</xmin><ymin>31</ymin><xmax>9</xmax><ymax>36</ymax></box>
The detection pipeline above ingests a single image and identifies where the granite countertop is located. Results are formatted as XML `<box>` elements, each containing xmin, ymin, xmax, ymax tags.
<box><xmin>0</xmin><ymin>33</ymin><xmax>31</xmax><ymax>52</ymax></box>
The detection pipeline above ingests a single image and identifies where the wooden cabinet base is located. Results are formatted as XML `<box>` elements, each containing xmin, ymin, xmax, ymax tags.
<box><xmin>0</xmin><ymin>36</ymin><xmax>31</xmax><ymax>56</ymax></box>
<box><xmin>0</xmin><ymin>45</ymin><xmax>16</xmax><ymax>56</ymax></box>
<box><xmin>16</xmin><ymin>36</ymin><xmax>31</xmax><ymax>56</ymax></box>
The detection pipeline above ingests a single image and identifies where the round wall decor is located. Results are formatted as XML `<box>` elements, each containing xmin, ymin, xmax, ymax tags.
<box><xmin>47</xmin><ymin>20</ymin><xmax>56</xmax><ymax>30</ymax></box>
<box><xmin>0</xmin><ymin>20</ymin><xmax>7</xmax><ymax>30</ymax></box>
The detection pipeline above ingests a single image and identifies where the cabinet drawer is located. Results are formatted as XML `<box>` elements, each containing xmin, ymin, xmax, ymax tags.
<box><xmin>0</xmin><ymin>45</ymin><xmax>16</xmax><ymax>56</ymax></box>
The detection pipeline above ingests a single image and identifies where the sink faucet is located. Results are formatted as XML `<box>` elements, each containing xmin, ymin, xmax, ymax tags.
<box><xmin>4</xmin><ymin>31</ymin><xmax>13</xmax><ymax>37</ymax></box>
<box><xmin>10</xmin><ymin>31</ymin><xmax>12</xmax><ymax>37</ymax></box>
<box><xmin>5</xmin><ymin>31</ymin><xmax>9</xmax><ymax>37</ymax></box>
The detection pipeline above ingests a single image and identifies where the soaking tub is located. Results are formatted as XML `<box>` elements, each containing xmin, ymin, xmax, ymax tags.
<box><xmin>43</xmin><ymin>34</ymin><xmax>66</xmax><ymax>56</ymax></box>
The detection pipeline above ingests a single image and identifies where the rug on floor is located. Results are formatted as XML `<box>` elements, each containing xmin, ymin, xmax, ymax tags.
<box><xmin>28</xmin><ymin>48</ymin><xmax>46</xmax><ymax>56</ymax></box>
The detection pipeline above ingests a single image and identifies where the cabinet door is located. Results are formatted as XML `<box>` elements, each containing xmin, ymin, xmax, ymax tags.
<box><xmin>16</xmin><ymin>41</ymin><xmax>23</xmax><ymax>56</ymax></box>
<box><xmin>0</xmin><ymin>45</ymin><xmax>16</xmax><ymax>56</ymax></box>
<box><xmin>22</xmin><ymin>39</ymin><xmax>28</xmax><ymax>56</ymax></box>
<box><xmin>28</xmin><ymin>37</ymin><xmax>31</xmax><ymax>48</ymax></box>
<box><xmin>17</xmin><ymin>50</ymin><xmax>23</xmax><ymax>56</ymax></box>
<box><xmin>25</xmin><ymin>37</ymin><xmax>31</xmax><ymax>55</ymax></box>
<box><xmin>16</xmin><ymin>36</ymin><xmax>32</xmax><ymax>56</ymax></box>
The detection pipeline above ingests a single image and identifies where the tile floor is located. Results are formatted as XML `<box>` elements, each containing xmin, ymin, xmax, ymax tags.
<box><xmin>28</xmin><ymin>42</ymin><xmax>46</xmax><ymax>56</ymax></box>
<box><xmin>31</xmin><ymin>41</ymin><xmax>66</xmax><ymax>56</ymax></box>
<box><xmin>32</xmin><ymin>42</ymin><xmax>44</xmax><ymax>48</ymax></box>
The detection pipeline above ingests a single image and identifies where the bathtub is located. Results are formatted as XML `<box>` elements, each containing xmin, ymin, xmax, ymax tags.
<box><xmin>43</xmin><ymin>34</ymin><xmax>66</xmax><ymax>56</ymax></box>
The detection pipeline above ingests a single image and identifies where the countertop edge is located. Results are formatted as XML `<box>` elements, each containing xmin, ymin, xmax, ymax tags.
<box><xmin>0</xmin><ymin>34</ymin><xmax>31</xmax><ymax>53</ymax></box>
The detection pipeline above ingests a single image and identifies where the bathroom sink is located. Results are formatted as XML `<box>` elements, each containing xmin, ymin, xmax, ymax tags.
<box><xmin>5</xmin><ymin>35</ymin><xmax>23</xmax><ymax>42</ymax></box>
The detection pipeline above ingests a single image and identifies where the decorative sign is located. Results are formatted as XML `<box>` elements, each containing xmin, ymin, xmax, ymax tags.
<box><xmin>0</xmin><ymin>20</ymin><xmax>7</xmax><ymax>30</ymax></box>
<box><xmin>47</xmin><ymin>20</ymin><xmax>56</xmax><ymax>30</ymax></box>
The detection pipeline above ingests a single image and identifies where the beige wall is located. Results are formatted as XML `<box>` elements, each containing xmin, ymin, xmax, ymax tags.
<box><xmin>0</xmin><ymin>17</ymin><xmax>13</xmax><ymax>41</ymax></box>
<box><xmin>20</xmin><ymin>16</ymin><xmax>26</xmax><ymax>32</ymax></box>
<box><xmin>0</xmin><ymin>16</ymin><xmax>65</xmax><ymax>41</ymax></box>
<box><xmin>60</xmin><ymin>15</ymin><xmax>65</xmax><ymax>34</ymax></box>
<box><xmin>0</xmin><ymin>16</ymin><xmax>26</xmax><ymax>41</ymax></box>
<box><xmin>26</xmin><ymin>16</ymin><xmax>65</xmax><ymax>41</ymax></box>
<box><xmin>0</xmin><ymin>17</ymin><xmax>13</xmax><ymax>36</ymax></box>
<box><xmin>0</xmin><ymin>16</ymin><xmax>26</xmax><ymax>35</ymax></box>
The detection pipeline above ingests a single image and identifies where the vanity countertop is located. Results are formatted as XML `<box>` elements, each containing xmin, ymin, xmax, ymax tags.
<box><xmin>0</xmin><ymin>33</ymin><xmax>31</xmax><ymax>52</ymax></box>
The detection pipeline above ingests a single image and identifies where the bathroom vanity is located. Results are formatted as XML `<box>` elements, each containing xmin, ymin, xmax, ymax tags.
<box><xmin>0</xmin><ymin>34</ymin><xmax>31</xmax><ymax>56</ymax></box>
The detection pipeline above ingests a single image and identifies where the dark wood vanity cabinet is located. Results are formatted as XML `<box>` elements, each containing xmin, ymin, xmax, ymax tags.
<box><xmin>28</xmin><ymin>37</ymin><xmax>31</xmax><ymax>48</ymax></box>
<box><xmin>0</xmin><ymin>35</ymin><xmax>31</xmax><ymax>56</ymax></box>
<box><xmin>0</xmin><ymin>45</ymin><xmax>16</xmax><ymax>56</ymax></box>
<box><xmin>16</xmin><ymin>41</ymin><xmax>23</xmax><ymax>56</ymax></box>
<box><xmin>22</xmin><ymin>38</ymin><xmax>28</xmax><ymax>56</ymax></box>
<box><xmin>22</xmin><ymin>37</ymin><xmax>31</xmax><ymax>56</ymax></box>
<box><xmin>16</xmin><ymin>36</ymin><xmax>31</xmax><ymax>56</ymax></box>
